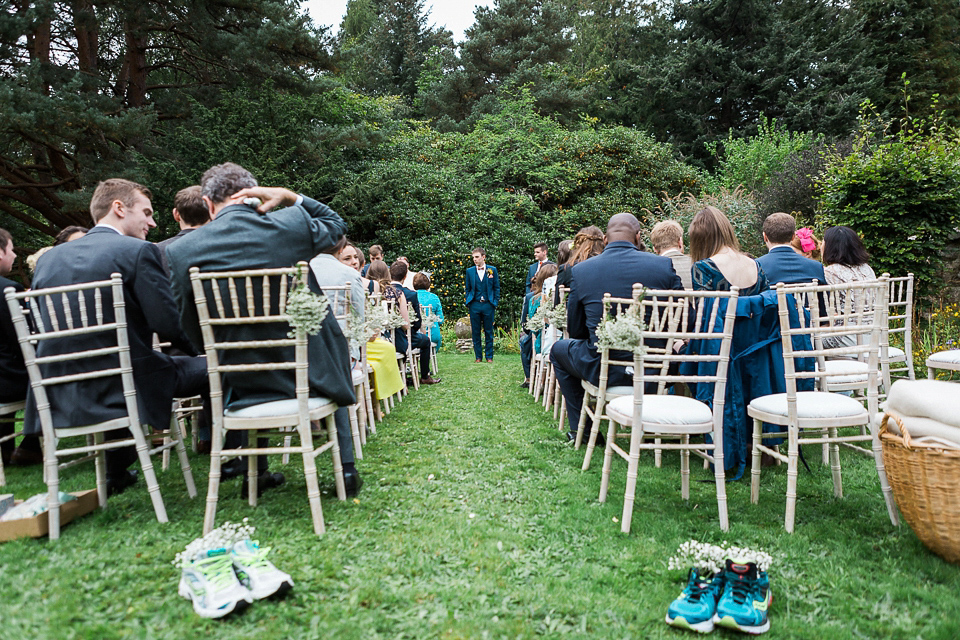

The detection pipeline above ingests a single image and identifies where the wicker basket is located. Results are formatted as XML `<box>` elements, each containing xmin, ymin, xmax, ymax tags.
<box><xmin>879</xmin><ymin>413</ymin><xmax>960</xmax><ymax>565</ymax></box>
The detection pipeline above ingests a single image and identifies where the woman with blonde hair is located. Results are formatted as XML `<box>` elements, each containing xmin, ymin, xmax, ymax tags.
<box><xmin>566</xmin><ymin>226</ymin><xmax>605</xmax><ymax>266</ymax></box>
<box><xmin>689</xmin><ymin>206</ymin><xmax>768</xmax><ymax>295</ymax></box>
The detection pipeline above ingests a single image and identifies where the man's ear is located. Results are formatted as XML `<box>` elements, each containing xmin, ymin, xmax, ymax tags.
<box><xmin>110</xmin><ymin>199</ymin><xmax>126</xmax><ymax>219</ymax></box>
<box><xmin>762</xmin><ymin>232</ymin><xmax>770</xmax><ymax>244</ymax></box>
<box><xmin>635</xmin><ymin>230</ymin><xmax>643</xmax><ymax>248</ymax></box>
<box><xmin>603</xmin><ymin>234</ymin><xmax>610</xmax><ymax>247</ymax></box>
<box><xmin>172</xmin><ymin>208</ymin><xmax>182</xmax><ymax>224</ymax></box>
<box><xmin>203</xmin><ymin>195</ymin><xmax>216</xmax><ymax>219</ymax></box>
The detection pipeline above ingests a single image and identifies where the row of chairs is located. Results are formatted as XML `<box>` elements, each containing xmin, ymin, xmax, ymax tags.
<box><xmin>1</xmin><ymin>264</ymin><xmax>432</xmax><ymax>539</ymax></box>
<box><xmin>531</xmin><ymin>275</ymin><xmax>925</xmax><ymax>534</ymax></box>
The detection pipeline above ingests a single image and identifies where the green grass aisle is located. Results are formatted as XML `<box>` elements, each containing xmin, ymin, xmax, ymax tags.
<box><xmin>0</xmin><ymin>353</ymin><xmax>958</xmax><ymax>638</ymax></box>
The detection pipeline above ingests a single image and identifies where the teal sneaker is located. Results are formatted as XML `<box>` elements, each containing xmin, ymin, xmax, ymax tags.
<box><xmin>665</xmin><ymin>568</ymin><xmax>725</xmax><ymax>633</ymax></box>
<box><xmin>713</xmin><ymin>559</ymin><xmax>772</xmax><ymax>634</ymax></box>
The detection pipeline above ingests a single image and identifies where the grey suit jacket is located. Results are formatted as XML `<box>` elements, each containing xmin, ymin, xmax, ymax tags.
<box><xmin>25</xmin><ymin>226</ymin><xmax>196</xmax><ymax>431</ymax></box>
<box><xmin>166</xmin><ymin>197</ymin><xmax>355</xmax><ymax>409</ymax></box>
<box><xmin>661</xmin><ymin>249</ymin><xmax>693</xmax><ymax>290</ymax></box>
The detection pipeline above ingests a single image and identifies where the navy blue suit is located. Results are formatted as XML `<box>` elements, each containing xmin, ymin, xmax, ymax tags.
<box><xmin>395</xmin><ymin>283</ymin><xmax>432</xmax><ymax>380</ymax></box>
<box><xmin>550</xmin><ymin>241</ymin><xmax>683</xmax><ymax>437</ymax></box>
<box><xmin>756</xmin><ymin>246</ymin><xmax>826</xmax><ymax>287</ymax></box>
<box><xmin>525</xmin><ymin>260</ymin><xmax>554</xmax><ymax>294</ymax></box>
<box><xmin>465</xmin><ymin>264</ymin><xmax>500</xmax><ymax>360</ymax></box>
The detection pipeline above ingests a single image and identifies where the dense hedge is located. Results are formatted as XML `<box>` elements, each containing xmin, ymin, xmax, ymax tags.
<box><xmin>331</xmin><ymin>91</ymin><xmax>704</xmax><ymax>324</ymax></box>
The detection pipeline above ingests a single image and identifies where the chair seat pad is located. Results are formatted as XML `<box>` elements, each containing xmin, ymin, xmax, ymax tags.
<box><xmin>581</xmin><ymin>381</ymin><xmax>632</xmax><ymax>398</ymax></box>
<box><xmin>607</xmin><ymin>394</ymin><xmax>713</xmax><ymax>427</ymax></box>
<box><xmin>352</xmin><ymin>368</ymin><xmax>366</xmax><ymax>386</ymax></box>
<box><xmin>823</xmin><ymin>359</ymin><xmax>868</xmax><ymax>384</ymax></box>
<box><xmin>749</xmin><ymin>392</ymin><xmax>866</xmax><ymax>419</ymax></box>
<box><xmin>927</xmin><ymin>349</ymin><xmax>960</xmax><ymax>365</ymax></box>
<box><xmin>225</xmin><ymin>397</ymin><xmax>333</xmax><ymax>418</ymax></box>
<box><xmin>887</xmin><ymin>346</ymin><xmax>905</xmax><ymax>359</ymax></box>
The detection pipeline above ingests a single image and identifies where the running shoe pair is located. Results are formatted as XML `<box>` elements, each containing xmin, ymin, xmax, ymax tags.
<box><xmin>666</xmin><ymin>559</ymin><xmax>772</xmax><ymax>634</ymax></box>
<box><xmin>178</xmin><ymin>540</ymin><xmax>294</xmax><ymax>618</ymax></box>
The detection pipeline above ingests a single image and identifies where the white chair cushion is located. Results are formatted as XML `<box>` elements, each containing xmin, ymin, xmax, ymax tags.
<box><xmin>822</xmin><ymin>359</ymin><xmax>868</xmax><ymax>384</ymax></box>
<box><xmin>605</xmin><ymin>385</ymin><xmax>633</xmax><ymax>397</ymax></box>
<box><xmin>224</xmin><ymin>397</ymin><xmax>333</xmax><ymax>418</ymax></box>
<box><xmin>927</xmin><ymin>349</ymin><xmax>960</xmax><ymax>364</ymax></box>
<box><xmin>887</xmin><ymin>346</ymin><xmax>905</xmax><ymax>359</ymax></box>
<box><xmin>749</xmin><ymin>391</ymin><xmax>866</xmax><ymax>419</ymax></box>
<box><xmin>352</xmin><ymin>368</ymin><xmax>366</xmax><ymax>386</ymax></box>
<box><xmin>607</xmin><ymin>394</ymin><xmax>713</xmax><ymax>427</ymax></box>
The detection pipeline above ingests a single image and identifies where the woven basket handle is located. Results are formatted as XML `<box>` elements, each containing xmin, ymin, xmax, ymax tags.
<box><xmin>880</xmin><ymin>412</ymin><xmax>913</xmax><ymax>449</ymax></box>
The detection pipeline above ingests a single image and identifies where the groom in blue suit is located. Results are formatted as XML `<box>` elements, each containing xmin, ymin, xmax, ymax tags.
<box><xmin>464</xmin><ymin>247</ymin><xmax>500</xmax><ymax>362</ymax></box>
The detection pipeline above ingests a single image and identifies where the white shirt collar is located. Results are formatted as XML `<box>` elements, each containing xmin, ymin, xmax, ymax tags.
<box><xmin>94</xmin><ymin>222</ymin><xmax>123</xmax><ymax>235</ymax></box>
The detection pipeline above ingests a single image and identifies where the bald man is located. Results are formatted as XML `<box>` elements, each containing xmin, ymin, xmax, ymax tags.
<box><xmin>551</xmin><ymin>212</ymin><xmax>683</xmax><ymax>442</ymax></box>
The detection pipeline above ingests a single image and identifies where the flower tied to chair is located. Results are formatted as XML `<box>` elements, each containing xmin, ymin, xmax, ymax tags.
<box><xmin>796</xmin><ymin>227</ymin><xmax>817</xmax><ymax>253</ymax></box>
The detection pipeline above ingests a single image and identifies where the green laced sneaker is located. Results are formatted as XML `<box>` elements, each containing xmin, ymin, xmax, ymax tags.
<box><xmin>665</xmin><ymin>568</ymin><xmax>725</xmax><ymax>633</ymax></box>
<box><xmin>178</xmin><ymin>548</ymin><xmax>253</xmax><ymax>618</ymax></box>
<box><xmin>231</xmin><ymin>540</ymin><xmax>294</xmax><ymax>600</ymax></box>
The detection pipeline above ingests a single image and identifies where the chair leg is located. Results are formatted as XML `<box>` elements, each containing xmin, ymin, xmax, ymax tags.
<box><xmin>557</xmin><ymin>390</ymin><xmax>566</xmax><ymax>432</ymax></box>
<box><xmin>203</xmin><ymin>427</ymin><xmax>225</xmax><ymax>535</ymax></box>
<box><xmin>133</xmin><ymin>428</ymin><xmax>168</xmax><ymax>524</ymax></box>
<box><xmin>170</xmin><ymin>417</ymin><xmax>197</xmax><ymax>498</ymax></box>
<box><xmin>349</xmin><ymin>404</ymin><xmax>363</xmax><ymax>461</ymax></box>
<box><xmin>713</xmin><ymin>426</ymin><xmax>729</xmax><ymax>532</ymax></box>
<box><xmin>655</xmin><ymin>438</ymin><xmax>663</xmax><ymax>468</ymax></box>
<box><xmin>247</xmin><ymin>453</ymin><xmax>258</xmax><ymax>507</ymax></box>
<box><xmin>784</xmin><ymin>423</ymin><xmax>800</xmax><ymax>533</ymax></box>
<box><xmin>599</xmin><ymin>419</ymin><xmax>617</xmax><ymax>503</ymax></box>
<box><xmin>328</xmin><ymin>413</ymin><xmax>346</xmax><ymax>501</ymax></box>
<box><xmin>93</xmin><ymin>434</ymin><xmax>106</xmax><ymax>509</ymax></box>
<box><xmin>681</xmin><ymin>435</ymin><xmax>690</xmax><ymax>501</ymax></box>
<box><xmin>621</xmin><ymin>429</ymin><xmax>643</xmax><ymax>534</ymax></box>
<box><xmin>750</xmin><ymin>418</ymin><xmax>763</xmax><ymax>504</ymax></box>
<box><xmin>298</xmin><ymin>420</ymin><xmax>326</xmax><ymax>536</ymax></box>
<box><xmin>581</xmin><ymin>398</ymin><xmax>605</xmax><ymax>471</ymax></box>
<box><xmin>573</xmin><ymin>395</ymin><xmax>591</xmax><ymax>450</ymax></box>
<box><xmin>829</xmin><ymin>427</ymin><xmax>842</xmax><ymax>498</ymax></box>
<box><xmin>870</xmin><ymin>416</ymin><xmax>901</xmax><ymax>526</ymax></box>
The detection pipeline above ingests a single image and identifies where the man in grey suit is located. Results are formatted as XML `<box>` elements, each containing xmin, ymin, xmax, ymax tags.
<box><xmin>166</xmin><ymin>163</ymin><xmax>362</xmax><ymax>497</ymax></box>
<box><xmin>651</xmin><ymin>220</ymin><xmax>693</xmax><ymax>290</ymax></box>
<box><xmin>156</xmin><ymin>185</ymin><xmax>210</xmax><ymax>276</ymax></box>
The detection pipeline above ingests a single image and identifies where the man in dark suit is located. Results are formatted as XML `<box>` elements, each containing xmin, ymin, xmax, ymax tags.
<box><xmin>550</xmin><ymin>213</ymin><xmax>684</xmax><ymax>441</ymax></box>
<box><xmin>25</xmin><ymin>179</ymin><xmax>208</xmax><ymax>495</ymax></box>
<box><xmin>525</xmin><ymin>242</ymin><xmax>554</xmax><ymax>294</ymax></box>
<box><xmin>165</xmin><ymin>162</ymin><xmax>362</xmax><ymax>496</ymax></box>
<box><xmin>464</xmin><ymin>247</ymin><xmax>500</xmax><ymax>362</ymax></box>
<box><xmin>389</xmin><ymin>260</ymin><xmax>440</xmax><ymax>385</ymax></box>
<box><xmin>156</xmin><ymin>185</ymin><xmax>210</xmax><ymax>276</ymax></box>
<box><xmin>756</xmin><ymin>212</ymin><xmax>827</xmax><ymax>287</ymax></box>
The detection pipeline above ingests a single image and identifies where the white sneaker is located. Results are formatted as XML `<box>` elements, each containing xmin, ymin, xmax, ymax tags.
<box><xmin>178</xmin><ymin>548</ymin><xmax>253</xmax><ymax>618</ymax></box>
<box><xmin>231</xmin><ymin>540</ymin><xmax>294</xmax><ymax>600</ymax></box>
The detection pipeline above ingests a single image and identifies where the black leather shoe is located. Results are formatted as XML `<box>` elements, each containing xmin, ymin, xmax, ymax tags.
<box><xmin>240</xmin><ymin>471</ymin><xmax>286</xmax><ymax>499</ymax></box>
<box><xmin>11</xmin><ymin>446</ymin><xmax>43</xmax><ymax>467</ymax></box>
<box><xmin>107</xmin><ymin>469</ymin><xmax>139</xmax><ymax>497</ymax></box>
<box><xmin>220</xmin><ymin>459</ymin><xmax>244</xmax><ymax>480</ymax></box>
<box><xmin>344</xmin><ymin>470</ymin><xmax>363</xmax><ymax>498</ymax></box>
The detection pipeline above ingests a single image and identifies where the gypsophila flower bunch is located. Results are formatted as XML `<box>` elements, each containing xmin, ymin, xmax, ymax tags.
<box><xmin>525</xmin><ymin>302</ymin><xmax>548</xmax><ymax>332</ymax></box>
<box><xmin>595</xmin><ymin>305</ymin><xmax>645</xmax><ymax>353</ymax></box>
<box><xmin>383</xmin><ymin>305</ymin><xmax>406</xmax><ymax>331</ymax></box>
<box><xmin>285</xmin><ymin>268</ymin><xmax>329</xmax><ymax>338</ymax></box>
<box><xmin>422</xmin><ymin>309</ymin><xmax>439</xmax><ymax>331</ymax></box>
<box><xmin>546</xmin><ymin>298</ymin><xmax>567</xmax><ymax>330</ymax></box>
<box><xmin>173</xmin><ymin>519</ymin><xmax>255</xmax><ymax>567</ymax></box>
<box><xmin>667</xmin><ymin>539</ymin><xmax>774</xmax><ymax>575</ymax></box>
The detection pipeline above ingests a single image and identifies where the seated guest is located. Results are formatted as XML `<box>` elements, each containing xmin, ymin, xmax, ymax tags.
<box><xmin>0</xmin><ymin>228</ymin><xmax>41</xmax><ymax>466</ymax></box>
<box><xmin>528</xmin><ymin>264</ymin><xmax>557</xmax><ymax>355</ymax></box>
<box><xmin>157</xmin><ymin>185</ymin><xmax>210</xmax><ymax>275</ymax></box>
<box><xmin>690</xmin><ymin>206</ymin><xmax>769</xmax><ymax>296</ymax></box>
<box><xmin>791</xmin><ymin>227</ymin><xmax>822</xmax><ymax>261</ymax></box>
<box><xmin>550</xmin><ymin>239</ymin><xmax>573</xmax><ymax>307</ymax></box>
<box><xmin>55</xmin><ymin>225</ymin><xmax>88</xmax><ymax>245</ymax></box>
<box><xmin>310</xmin><ymin>236</ymin><xmax>366</xmax><ymax>360</ymax></box>
<box><xmin>166</xmin><ymin>163</ymin><xmax>361</xmax><ymax>496</ymax></box>
<box><xmin>339</xmin><ymin>241</ymin><xmax>378</xmax><ymax>295</ymax></box>
<box><xmin>26</xmin><ymin>179</ymin><xmax>208</xmax><ymax>495</ymax></box>
<box><xmin>651</xmin><ymin>220</ymin><xmax>693</xmax><ymax>290</ymax></box>
<box><xmin>390</xmin><ymin>260</ymin><xmax>440</xmax><ymax>385</ymax></box>
<box><xmin>756</xmin><ymin>212</ymin><xmax>827</xmax><ymax>287</ymax></box>
<box><xmin>525</xmin><ymin>242</ymin><xmax>554</xmax><ymax>294</ymax></box>
<box><xmin>361</xmin><ymin>244</ymin><xmax>383</xmax><ymax>277</ymax></box>
<box><xmin>822</xmin><ymin>225</ymin><xmax>877</xmax><ymax>349</ymax></box>
<box><xmin>368</xmin><ymin>260</ymin><xmax>408</xmax><ymax>326</ymax></box>
<box><xmin>397</xmin><ymin>256</ymin><xmax>416</xmax><ymax>289</ymax></box>
<box><xmin>520</xmin><ymin>264</ymin><xmax>558</xmax><ymax>387</ymax></box>
<box><xmin>352</xmin><ymin>259</ymin><xmax>404</xmax><ymax>402</ymax></box>
<box><xmin>553</xmin><ymin>227</ymin><xmax>604</xmax><ymax>307</ymax></box>
<box><xmin>413</xmin><ymin>272</ymin><xmax>444</xmax><ymax>350</ymax></box>
<box><xmin>550</xmin><ymin>213</ymin><xmax>683</xmax><ymax>442</ymax></box>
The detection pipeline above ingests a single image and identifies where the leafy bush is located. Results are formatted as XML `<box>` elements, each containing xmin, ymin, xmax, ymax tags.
<box><xmin>817</xmin><ymin>102</ymin><xmax>960</xmax><ymax>297</ymax></box>
<box><xmin>710</xmin><ymin>117</ymin><xmax>816</xmax><ymax>193</ymax></box>
<box><xmin>758</xmin><ymin>137</ymin><xmax>853</xmax><ymax>225</ymax></box>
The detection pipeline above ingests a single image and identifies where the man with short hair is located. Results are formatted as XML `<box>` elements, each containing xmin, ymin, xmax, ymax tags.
<box><xmin>361</xmin><ymin>244</ymin><xmax>383</xmax><ymax>277</ymax></box>
<box><xmin>464</xmin><ymin>247</ymin><xmax>500</xmax><ymax>362</ymax></box>
<box><xmin>390</xmin><ymin>260</ymin><xmax>439</xmax><ymax>384</ymax></box>
<box><xmin>166</xmin><ymin>162</ymin><xmax>362</xmax><ymax>496</ymax></box>
<box><xmin>651</xmin><ymin>220</ymin><xmax>692</xmax><ymax>290</ymax></box>
<box><xmin>24</xmin><ymin>179</ymin><xmax>208</xmax><ymax>495</ymax></box>
<box><xmin>550</xmin><ymin>212</ymin><xmax>683</xmax><ymax>442</ymax></box>
<box><xmin>309</xmin><ymin>236</ymin><xmax>365</xmax><ymax>360</ymax></box>
<box><xmin>756</xmin><ymin>212</ymin><xmax>827</xmax><ymax>287</ymax></box>
<box><xmin>157</xmin><ymin>185</ymin><xmax>210</xmax><ymax>275</ymax></box>
<box><xmin>525</xmin><ymin>242</ymin><xmax>553</xmax><ymax>294</ymax></box>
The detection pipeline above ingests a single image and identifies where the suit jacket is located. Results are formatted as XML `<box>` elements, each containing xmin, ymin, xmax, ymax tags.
<box><xmin>756</xmin><ymin>246</ymin><xmax>826</xmax><ymax>287</ymax></box>
<box><xmin>0</xmin><ymin>276</ymin><xmax>28</xmax><ymax>403</ymax></box>
<box><xmin>565</xmin><ymin>241</ymin><xmax>684</xmax><ymax>386</ymax></box>
<box><xmin>661</xmin><ymin>249</ymin><xmax>693</xmax><ymax>290</ymax></box>
<box><xmin>396</xmin><ymin>284</ymin><xmax>423</xmax><ymax>333</ymax></box>
<box><xmin>166</xmin><ymin>197</ymin><xmax>355</xmax><ymax>410</ymax></box>
<box><xmin>464</xmin><ymin>265</ymin><xmax>500</xmax><ymax>308</ymax></box>
<box><xmin>156</xmin><ymin>227</ymin><xmax>197</xmax><ymax>276</ymax></box>
<box><xmin>25</xmin><ymin>226</ymin><xmax>197</xmax><ymax>430</ymax></box>
<box><xmin>525</xmin><ymin>260</ymin><xmax>555</xmax><ymax>294</ymax></box>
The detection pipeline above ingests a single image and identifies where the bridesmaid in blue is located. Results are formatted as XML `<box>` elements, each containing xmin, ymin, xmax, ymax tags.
<box><xmin>688</xmin><ymin>206</ymin><xmax>769</xmax><ymax>295</ymax></box>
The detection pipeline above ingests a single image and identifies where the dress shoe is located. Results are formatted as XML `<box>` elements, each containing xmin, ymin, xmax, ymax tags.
<box><xmin>11</xmin><ymin>446</ymin><xmax>44</xmax><ymax>467</ymax></box>
<box><xmin>240</xmin><ymin>471</ymin><xmax>286</xmax><ymax>499</ymax></box>
<box><xmin>420</xmin><ymin>376</ymin><xmax>441</xmax><ymax>385</ymax></box>
<box><xmin>519</xmin><ymin>380</ymin><xmax>529</xmax><ymax>389</ymax></box>
<box><xmin>486</xmin><ymin>358</ymin><xmax>493</xmax><ymax>363</ymax></box>
<box><xmin>106</xmin><ymin>469</ymin><xmax>139</xmax><ymax>497</ymax></box>
<box><xmin>344</xmin><ymin>470</ymin><xmax>363</xmax><ymax>498</ymax></box>
<box><xmin>220</xmin><ymin>459</ymin><xmax>244</xmax><ymax>480</ymax></box>
<box><xmin>196</xmin><ymin>440</ymin><xmax>211</xmax><ymax>455</ymax></box>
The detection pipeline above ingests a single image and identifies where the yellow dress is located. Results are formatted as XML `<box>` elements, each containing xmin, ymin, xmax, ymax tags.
<box><xmin>366</xmin><ymin>338</ymin><xmax>404</xmax><ymax>399</ymax></box>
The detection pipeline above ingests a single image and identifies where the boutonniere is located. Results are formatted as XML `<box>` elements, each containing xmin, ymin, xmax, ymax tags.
<box><xmin>486</xmin><ymin>268</ymin><xmax>494</xmax><ymax>278</ymax></box>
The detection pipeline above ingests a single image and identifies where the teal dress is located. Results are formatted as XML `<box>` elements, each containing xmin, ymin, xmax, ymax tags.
<box><xmin>692</xmin><ymin>258</ymin><xmax>769</xmax><ymax>296</ymax></box>
<box><xmin>528</xmin><ymin>294</ymin><xmax>542</xmax><ymax>354</ymax></box>
<box><xmin>416</xmin><ymin>290</ymin><xmax>444</xmax><ymax>348</ymax></box>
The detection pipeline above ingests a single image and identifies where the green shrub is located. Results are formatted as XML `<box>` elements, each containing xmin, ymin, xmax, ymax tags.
<box><xmin>710</xmin><ymin>117</ymin><xmax>816</xmax><ymax>193</ymax></box>
<box><xmin>817</xmin><ymin>102</ymin><xmax>960</xmax><ymax>297</ymax></box>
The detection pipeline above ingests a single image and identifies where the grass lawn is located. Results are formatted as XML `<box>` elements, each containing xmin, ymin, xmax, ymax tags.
<box><xmin>0</xmin><ymin>352</ymin><xmax>958</xmax><ymax>639</ymax></box>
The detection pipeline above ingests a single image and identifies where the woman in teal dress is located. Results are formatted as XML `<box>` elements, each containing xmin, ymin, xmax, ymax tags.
<box><xmin>689</xmin><ymin>206</ymin><xmax>769</xmax><ymax>296</ymax></box>
<box><xmin>413</xmin><ymin>272</ymin><xmax>444</xmax><ymax>349</ymax></box>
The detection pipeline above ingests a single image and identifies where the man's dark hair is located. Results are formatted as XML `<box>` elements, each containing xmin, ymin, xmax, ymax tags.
<box><xmin>471</xmin><ymin>247</ymin><xmax>486</xmax><ymax>256</ymax></box>
<box><xmin>89</xmin><ymin>179</ymin><xmax>152</xmax><ymax>223</ymax></box>
<box><xmin>763</xmin><ymin>212</ymin><xmax>796</xmax><ymax>245</ymax></box>
<box><xmin>413</xmin><ymin>272</ymin><xmax>431</xmax><ymax>290</ymax></box>
<box><xmin>533</xmin><ymin>242</ymin><xmax>547</xmax><ymax>252</ymax></box>
<box><xmin>201</xmin><ymin>162</ymin><xmax>257</xmax><ymax>204</ymax></box>
<box><xmin>369</xmin><ymin>244</ymin><xmax>383</xmax><ymax>258</ymax></box>
<box><xmin>390</xmin><ymin>260</ymin><xmax>408</xmax><ymax>282</ymax></box>
<box><xmin>822</xmin><ymin>226</ymin><xmax>871</xmax><ymax>267</ymax></box>
<box><xmin>0</xmin><ymin>228</ymin><xmax>12</xmax><ymax>252</ymax></box>
<box><xmin>173</xmin><ymin>186</ymin><xmax>210</xmax><ymax>227</ymax></box>
<box><xmin>54</xmin><ymin>226</ymin><xmax>88</xmax><ymax>246</ymax></box>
